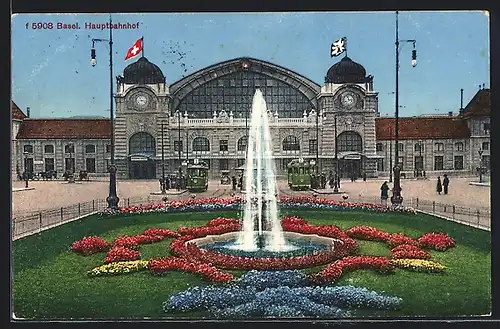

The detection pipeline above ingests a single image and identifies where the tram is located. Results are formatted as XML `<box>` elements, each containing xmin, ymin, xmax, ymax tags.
<box><xmin>186</xmin><ymin>159</ymin><xmax>209</xmax><ymax>192</ymax></box>
<box><xmin>287</xmin><ymin>158</ymin><xmax>314</xmax><ymax>190</ymax></box>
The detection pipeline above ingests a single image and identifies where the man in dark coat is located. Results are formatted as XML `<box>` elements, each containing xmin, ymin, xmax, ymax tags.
<box><xmin>442</xmin><ymin>174</ymin><xmax>449</xmax><ymax>195</ymax></box>
<box><xmin>380</xmin><ymin>181</ymin><xmax>390</xmax><ymax>205</ymax></box>
<box><xmin>436</xmin><ymin>177</ymin><xmax>442</xmax><ymax>195</ymax></box>
<box><xmin>231</xmin><ymin>176</ymin><xmax>237</xmax><ymax>191</ymax></box>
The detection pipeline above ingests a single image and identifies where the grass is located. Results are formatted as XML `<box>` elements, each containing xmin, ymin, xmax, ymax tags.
<box><xmin>12</xmin><ymin>210</ymin><xmax>491</xmax><ymax>319</ymax></box>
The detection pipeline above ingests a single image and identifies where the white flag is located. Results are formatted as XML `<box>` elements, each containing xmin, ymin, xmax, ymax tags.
<box><xmin>331</xmin><ymin>37</ymin><xmax>346</xmax><ymax>57</ymax></box>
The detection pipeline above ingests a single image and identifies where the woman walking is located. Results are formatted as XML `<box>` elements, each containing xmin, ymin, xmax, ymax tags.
<box><xmin>436</xmin><ymin>176</ymin><xmax>442</xmax><ymax>195</ymax></box>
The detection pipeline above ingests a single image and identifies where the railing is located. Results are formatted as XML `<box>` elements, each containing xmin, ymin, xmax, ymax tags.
<box><xmin>11</xmin><ymin>195</ymin><xmax>155</xmax><ymax>241</ymax></box>
<box><xmin>11</xmin><ymin>193</ymin><xmax>491</xmax><ymax>241</ymax></box>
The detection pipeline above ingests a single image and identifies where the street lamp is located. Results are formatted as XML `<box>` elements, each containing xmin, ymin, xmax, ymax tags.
<box><xmin>314</xmin><ymin>106</ymin><xmax>320</xmax><ymax>174</ymax></box>
<box><xmin>161</xmin><ymin>120</ymin><xmax>166</xmax><ymax>194</ymax></box>
<box><xmin>176</xmin><ymin>110</ymin><xmax>182</xmax><ymax>190</ymax></box>
<box><xmin>391</xmin><ymin>10</ymin><xmax>417</xmax><ymax>206</ymax></box>
<box><xmin>478</xmin><ymin>149</ymin><xmax>484</xmax><ymax>183</ymax></box>
<box><xmin>389</xmin><ymin>127</ymin><xmax>393</xmax><ymax>183</ymax></box>
<box><xmin>334</xmin><ymin>116</ymin><xmax>339</xmax><ymax>193</ymax></box>
<box><xmin>416</xmin><ymin>140</ymin><xmax>423</xmax><ymax>178</ymax></box>
<box><xmin>90</xmin><ymin>14</ymin><xmax>119</xmax><ymax>209</ymax></box>
<box><xmin>23</xmin><ymin>151</ymin><xmax>29</xmax><ymax>188</ymax></box>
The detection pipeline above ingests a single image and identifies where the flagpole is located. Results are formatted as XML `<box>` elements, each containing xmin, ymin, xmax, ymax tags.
<box><xmin>344</xmin><ymin>37</ymin><xmax>348</xmax><ymax>58</ymax></box>
<box><xmin>141</xmin><ymin>36</ymin><xmax>144</xmax><ymax>57</ymax></box>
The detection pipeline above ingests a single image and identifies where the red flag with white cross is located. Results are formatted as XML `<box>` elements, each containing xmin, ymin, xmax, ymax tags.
<box><xmin>125</xmin><ymin>37</ymin><xmax>143</xmax><ymax>61</ymax></box>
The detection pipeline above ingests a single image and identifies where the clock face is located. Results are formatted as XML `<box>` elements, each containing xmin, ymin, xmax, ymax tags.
<box><xmin>341</xmin><ymin>92</ymin><xmax>356</xmax><ymax>108</ymax></box>
<box><xmin>136</xmin><ymin>95</ymin><xmax>148</xmax><ymax>107</ymax></box>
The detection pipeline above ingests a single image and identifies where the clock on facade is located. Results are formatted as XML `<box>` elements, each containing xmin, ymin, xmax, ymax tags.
<box><xmin>341</xmin><ymin>92</ymin><xmax>356</xmax><ymax>108</ymax></box>
<box><xmin>135</xmin><ymin>94</ymin><xmax>148</xmax><ymax>108</ymax></box>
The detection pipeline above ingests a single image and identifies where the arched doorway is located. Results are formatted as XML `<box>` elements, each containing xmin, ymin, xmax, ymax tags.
<box><xmin>128</xmin><ymin>132</ymin><xmax>156</xmax><ymax>179</ymax></box>
<box><xmin>337</xmin><ymin>131</ymin><xmax>363</xmax><ymax>178</ymax></box>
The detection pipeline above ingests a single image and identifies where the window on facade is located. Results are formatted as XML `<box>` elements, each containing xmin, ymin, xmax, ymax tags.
<box><xmin>455</xmin><ymin>142</ymin><xmax>464</xmax><ymax>152</ymax></box>
<box><xmin>376</xmin><ymin>143</ymin><xmax>383</xmax><ymax>152</ymax></box>
<box><xmin>482</xmin><ymin>155</ymin><xmax>490</xmax><ymax>170</ymax></box>
<box><xmin>173</xmin><ymin>140</ymin><xmax>183</xmax><ymax>152</ymax></box>
<box><xmin>175</xmin><ymin>71</ymin><xmax>314</xmax><ymax>118</ymax></box>
<box><xmin>376</xmin><ymin>158</ymin><xmax>384</xmax><ymax>171</ymax></box>
<box><xmin>484</xmin><ymin>122</ymin><xmax>490</xmax><ymax>135</ymax></box>
<box><xmin>414</xmin><ymin>143</ymin><xmax>423</xmax><ymax>153</ymax></box>
<box><xmin>482</xmin><ymin>142</ymin><xmax>489</xmax><ymax>151</ymax></box>
<box><xmin>337</xmin><ymin>131</ymin><xmax>362</xmax><ymax>152</ymax></box>
<box><xmin>308</xmin><ymin>139</ymin><xmax>318</xmax><ymax>154</ymax></box>
<box><xmin>435</xmin><ymin>143</ymin><xmax>444</xmax><ymax>152</ymax></box>
<box><xmin>65</xmin><ymin>144</ymin><xmax>75</xmax><ymax>153</ymax></box>
<box><xmin>237</xmin><ymin>158</ymin><xmax>245</xmax><ymax>168</ymax></box>
<box><xmin>219</xmin><ymin>159</ymin><xmax>229</xmax><ymax>171</ymax></box>
<box><xmin>44</xmin><ymin>145</ymin><xmax>54</xmax><ymax>154</ymax></box>
<box><xmin>219</xmin><ymin>140</ymin><xmax>228</xmax><ymax>152</ymax></box>
<box><xmin>454</xmin><ymin>156</ymin><xmax>464</xmax><ymax>170</ymax></box>
<box><xmin>44</xmin><ymin>158</ymin><xmax>54</xmax><ymax>172</ymax></box>
<box><xmin>282</xmin><ymin>136</ymin><xmax>300</xmax><ymax>151</ymax></box>
<box><xmin>106</xmin><ymin>144</ymin><xmax>111</xmax><ymax>153</ymax></box>
<box><xmin>398</xmin><ymin>143</ymin><xmax>404</xmax><ymax>152</ymax></box>
<box><xmin>398</xmin><ymin>156</ymin><xmax>405</xmax><ymax>170</ymax></box>
<box><xmin>23</xmin><ymin>144</ymin><xmax>33</xmax><ymax>153</ymax></box>
<box><xmin>237</xmin><ymin>136</ymin><xmax>248</xmax><ymax>152</ymax></box>
<box><xmin>414</xmin><ymin>156</ymin><xmax>423</xmax><ymax>170</ymax></box>
<box><xmin>65</xmin><ymin>158</ymin><xmax>75</xmax><ymax>173</ymax></box>
<box><xmin>192</xmin><ymin>137</ymin><xmax>210</xmax><ymax>152</ymax></box>
<box><xmin>86</xmin><ymin>158</ymin><xmax>96</xmax><ymax>173</ymax></box>
<box><xmin>85</xmin><ymin>144</ymin><xmax>96</xmax><ymax>153</ymax></box>
<box><xmin>129</xmin><ymin>132</ymin><xmax>156</xmax><ymax>155</ymax></box>
<box><xmin>434</xmin><ymin>156</ymin><xmax>444</xmax><ymax>170</ymax></box>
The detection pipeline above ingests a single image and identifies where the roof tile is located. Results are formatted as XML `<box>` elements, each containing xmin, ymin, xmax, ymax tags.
<box><xmin>375</xmin><ymin>117</ymin><xmax>470</xmax><ymax>140</ymax></box>
<box><xmin>12</xmin><ymin>102</ymin><xmax>27</xmax><ymax>120</ymax></box>
<box><xmin>16</xmin><ymin>119</ymin><xmax>111</xmax><ymax>139</ymax></box>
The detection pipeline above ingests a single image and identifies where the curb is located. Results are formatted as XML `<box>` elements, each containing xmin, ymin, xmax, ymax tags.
<box><xmin>416</xmin><ymin>210</ymin><xmax>490</xmax><ymax>231</ymax></box>
<box><xmin>12</xmin><ymin>187</ymin><xmax>35</xmax><ymax>192</ymax></box>
<box><xmin>469</xmin><ymin>182</ymin><xmax>490</xmax><ymax>187</ymax></box>
<box><xmin>150</xmin><ymin>190</ymin><xmax>188</xmax><ymax>196</ymax></box>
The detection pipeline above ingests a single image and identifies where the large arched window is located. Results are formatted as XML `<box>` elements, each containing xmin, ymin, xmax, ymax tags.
<box><xmin>237</xmin><ymin>136</ymin><xmax>248</xmax><ymax>152</ymax></box>
<box><xmin>175</xmin><ymin>71</ymin><xmax>314</xmax><ymax>119</ymax></box>
<box><xmin>337</xmin><ymin>131</ymin><xmax>362</xmax><ymax>152</ymax></box>
<box><xmin>129</xmin><ymin>132</ymin><xmax>156</xmax><ymax>155</ymax></box>
<box><xmin>192</xmin><ymin>137</ymin><xmax>210</xmax><ymax>152</ymax></box>
<box><xmin>282</xmin><ymin>135</ymin><xmax>300</xmax><ymax>151</ymax></box>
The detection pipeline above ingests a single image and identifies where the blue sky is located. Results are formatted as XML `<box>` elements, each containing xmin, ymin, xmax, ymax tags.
<box><xmin>11</xmin><ymin>11</ymin><xmax>489</xmax><ymax>118</ymax></box>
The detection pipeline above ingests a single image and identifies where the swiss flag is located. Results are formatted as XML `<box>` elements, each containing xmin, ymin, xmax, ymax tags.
<box><xmin>125</xmin><ymin>38</ymin><xmax>143</xmax><ymax>61</ymax></box>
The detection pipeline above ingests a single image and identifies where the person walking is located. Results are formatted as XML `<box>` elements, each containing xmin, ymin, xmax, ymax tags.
<box><xmin>442</xmin><ymin>174</ymin><xmax>449</xmax><ymax>195</ymax></box>
<box><xmin>436</xmin><ymin>176</ymin><xmax>442</xmax><ymax>195</ymax></box>
<box><xmin>380</xmin><ymin>181</ymin><xmax>390</xmax><ymax>205</ymax></box>
<box><xmin>231</xmin><ymin>176</ymin><xmax>237</xmax><ymax>191</ymax></box>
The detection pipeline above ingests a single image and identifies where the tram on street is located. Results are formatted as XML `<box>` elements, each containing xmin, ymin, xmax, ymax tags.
<box><xmin>287</xmin><ymin>158</ymin><xmax>315</xmax><ymax>190</ymax></box>
<box><xmin>186</xmin><ymin>158</ymin><xmax>209</xmax><ymax>192</ymax></box>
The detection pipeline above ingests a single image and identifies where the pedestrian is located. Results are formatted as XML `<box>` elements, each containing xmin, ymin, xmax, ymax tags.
<box><xmin>165</xmin><ymin>176</ymin><xmax>170</xmax><ymax>190</ymax></box>
<box><xmin>436</xmin><ymin>176</ymin><xmax>442</xmax><ymax>195</ymax></box>
<box><xmin>380</xmin><ymin>181</ymin><xmax>390</xmax><ymax>205</ymax></box>
<box><xmin>239</xmin><ymin>175</ymin><xmax>243</xmax><ymax>190</ymax></box>
<box><xmin>443</xmin><ymin>174</ymin><xmax>449</xmax><ymax>195</ymax></box>
<box><xmin>231</xmin><ymin>176</ymin><xmax>237</xmax><ymax>191</ymax></box>
<box><xmin>336</xmin><ymin>174</ymin><xmax>341</xmax><ymax>189</ymax></box>
<box><xmin>363</xmin><ymin>171</ymin><xmax>367</xmax><ymax>182</ymax></box>
<box><xmin>321</xmin><ymin>173</ymin><xmax>326</xmax><ymax>189</ymax></box>
<box><xmin>329</xmin><ymin>175</ymin><xmax>334</xmax><ymax>189</ymax></box>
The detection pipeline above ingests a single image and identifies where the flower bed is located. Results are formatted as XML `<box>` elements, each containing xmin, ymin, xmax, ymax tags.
<box><xmin>391</xmin><ymin>259</ymin><xmax>446</xmax><ymax>273</ymax></box>
<box><xmin>99</xmin><ymin>196</ymin><xmax>417</xmax><ymax>217</ymax></box>
<box><xmin>71</xmin><ymin>236</ymin><xmax>110</xmax><ymax>255</ymax></box>
<box><xmin>390</xmin><ymin>244</ymin><xmax>431</xmax><ymax>260</ymax></box>
<box><xmin>164</xmin><ymin>270</ymin><xmax>403</xmax><ymax>318</ymax></box>
<box><xmin>147</xmin><ymin>257</ymin><xmax>234</xmax><ymax>283</ymax></box>
<box><xmin>310</xmin><ymin>256</ymin><xmax>394</xmax><ymax>284</ymax></box>
<box><xmin>87</xmin><ymin>260</ymin><xmax>149</xmax><ymax>277</ymax></box>
<box><xmin>177</xmin><ymin>223</ymin><xmax>241</xmax><ymax>238</ymax></box>
<box><xmin>345</xmin><ymin>226</ymin><xmax>391</xmax><ymax>242</ymax></box>
<box><xmin>142</xmin><ymin>228</ymin><xmax>180</xmax><ymax>238</ymax></box>
<box><xmin>417</xmin><ymin>232</ymin><xmax>456</xmax><ymax>251</ymax></box>
<box><xmin>104</xmin><ymin>246</ymin><xmax>141</xmax><ymax>264</ymax></box>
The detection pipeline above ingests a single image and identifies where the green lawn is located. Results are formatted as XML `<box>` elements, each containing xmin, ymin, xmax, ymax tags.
<box><xmin>12</xmin><ymin>210</ymin><xmax>491</xmax><ymax>319</ymax></box>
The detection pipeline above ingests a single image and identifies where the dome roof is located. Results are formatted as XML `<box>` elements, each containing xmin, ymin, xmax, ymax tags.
<box><xmin>325</xmin><ymin>56</ymin><xmax>367</xmax><ymax>84</ymax></box>
<box><xmin>121</xmin><ymin>57</ymin><xmax>165</xmax><ymax>84</ymax></box>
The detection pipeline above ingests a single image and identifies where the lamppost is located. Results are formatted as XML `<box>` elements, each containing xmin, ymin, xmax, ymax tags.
<box><xmin>389</xmin><ymin>127</ymin><xmax>393</xmax><ymax>183</ymax></box>
<box><xmin>334</xmin><ymin>116</ymin><xmax>339</xmax><ymax>193</ymax></box>
<box><xmin>391</xmin><ymin>10</ymin><xmax>417</xmax><ymax>206</ymax></box>
<box><xmin>184</xmin><ymin>111</ymin><xmax>189</xmax><ymax>164</ymax></box>
<box><xmin>176</xmin><ymin>110</ymin><xmax>182</xmax><ymax>190</ymax></box>
<box><xmin>314</xmin><ymin>106</ymin><xmax>320</xmax><ymax>174</ymax></box>
<box><xmin>478</xmin><ymin>149</ymin><xmax>484</xmax><ymax>183</ymax></box>
<box><xmin>23</xmin><ymin>151</ymin><xmax>29</xmax><ymax>188</ymax></box>
<box><xmin>161</xmin><ymin>120</ymin><xmax>166</xmax><ymax>194</ymax></box>
<box><xmin>90</xmin><ymin>14</ymin><xmax>119</xmax><ymax>209</ymax></box>
<box><xmin>69</xmin><ymin>142</ymin><xmax>75</xmax><ymax>183</ymax></box>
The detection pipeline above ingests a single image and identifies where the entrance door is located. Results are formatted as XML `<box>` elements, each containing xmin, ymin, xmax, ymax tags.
<box><xmin>129</xmin><ymin>159</ymin><xmax>156</xmax><ymax>179</ymax></box>
<box><xmin>339</xmin><ymin>159</ymin><xmax>361</xmax><ymax>179</ymax></box>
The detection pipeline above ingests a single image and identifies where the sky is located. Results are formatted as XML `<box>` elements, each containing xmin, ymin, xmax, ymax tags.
<box><xmin>11</xmin><ymin>11</ymin><xmax>490</xmax><ymax>118</ymax></box>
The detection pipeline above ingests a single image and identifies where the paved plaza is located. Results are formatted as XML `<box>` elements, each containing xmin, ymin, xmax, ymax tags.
<box><xmin>12</xmin><ymin>177</ymin><xmax>490</xmax><ymax>214</ymax></box>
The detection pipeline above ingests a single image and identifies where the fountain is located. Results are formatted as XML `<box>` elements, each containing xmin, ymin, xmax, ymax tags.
<box><xmin>232</xmin><ymin>89</ymin><xmax>295</xmax><ymax>252</ymax></box>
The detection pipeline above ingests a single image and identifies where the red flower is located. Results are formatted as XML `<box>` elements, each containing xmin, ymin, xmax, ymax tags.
<box><xmin>133</xmin><ymin>234</ymin><xmax>165</xmax><ymax>244</ymax></box>
<box><xmin>71</xmin><ymin>236</ymin><xmax>110</xmax><ymax>255</ymax></box>
<box><xmin>311</xmin><ymin>256</ymin><xmax>394</xmax><ymax>283</ymax></box>
<box><xmin>387</xmin><ymin>233</ymin><xmax>419</xmax><ymax>247</ymax></box>
<box><xmin>206</xmin><ymin>217</ymin><xmax>240</xmax><ymax>227</ymax></box>
<box><xmin>113</xmin><ymin>235</ymin><xmax>140</xmax><ymax>249</ymax></box>
<box><xmin>147</xmin><ymin>257</ymin><xmax>234</xmax><ymax>283</ymax></box>
<box><xmin>417</xmin><ymin>232</ymin><xmax>455</xmax><ymax>251</ymax></box>
<box><xmin>143</xmin><ymin>228</ymin><xmax>180</xmax><ymax>238</ymax></box>
<box><xmin>345</xmin><ymin>226</ymin><xmax>390</xmax><ymax>242</ymax></box>
<box><xmin>104</xmin><ymin>246</ymin><xmax>141</xmax><ymax>264</ymax></box>
<box><xmin>177</xmin><ymin>223</ymin><xmax>241</xmax><ymax>238</ymax></box>
<box><xmin>390</xmin><ymin>244</ymin><xmax>431</xmax><ymax>259</ymax></box>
